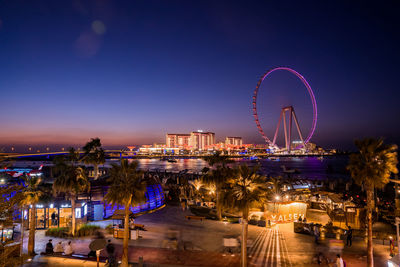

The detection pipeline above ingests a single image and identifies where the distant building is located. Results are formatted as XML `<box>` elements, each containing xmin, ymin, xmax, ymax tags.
<box><xmin>166</xmin><ymin>131</ymin><xmax>215</xmax><ymax>151</ymax></box>
<box><xmin>225</xmin><ymin>137</ymin><xmax>243</xmax><ymax>146</ymax></box>
<box><xmin>189</xmin><ymin>131</ymin><xmax>215</xmax><ymax>150</ymax></box>
<box><xmin>166</xmin><ymin>134</ymin><xmax>190</xmax><ymax>148</ymax></box>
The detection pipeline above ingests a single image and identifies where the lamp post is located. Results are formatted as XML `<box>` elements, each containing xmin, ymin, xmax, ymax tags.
<box><xmin>396</xmin><ymin>217</ymin><xmax>400</xmax><ymax>256</ymax></box>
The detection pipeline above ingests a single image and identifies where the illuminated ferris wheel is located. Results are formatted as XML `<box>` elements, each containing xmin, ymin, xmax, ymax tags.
<box><xmin>252</xmin><ymin>67</ymin><xmax>317</xmax><ymax>152</ymax></box>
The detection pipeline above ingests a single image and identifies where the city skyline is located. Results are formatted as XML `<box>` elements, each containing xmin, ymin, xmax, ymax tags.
<box><xmin>1</xmin><ymin>1</ymin><xmax>400</xmax><ymax>150</ymax></box>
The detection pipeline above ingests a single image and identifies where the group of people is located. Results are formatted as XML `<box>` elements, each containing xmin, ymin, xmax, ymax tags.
<box><xmin>45</xmin><ymin>239</ymin><xmax>74</xmax><ymax>255</ymax></box>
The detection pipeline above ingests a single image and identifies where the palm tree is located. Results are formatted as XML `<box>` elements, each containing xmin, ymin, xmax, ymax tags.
<box><xmin>104</xmin><ymin>159</ymin><xmax>147</xmax><ymax>267</ymax></box>
<box><xmin>189</xmin><ymin>179</ymin><xmax>203</xmax><ymax>198</ymax></box>
<box><xmin>20</xmin><ymin>175</ymin><xmax>43</xmax><ymax>256</ymax></box>
<box><xmin>203</xmin><ymin>151</ymin><xmax>233</xmax><ymax>220</ymax></box>
<box><xmin>204</xmin><ymin>151</ymin><xmax>232</xmax><ymax>168</ymax></box>
<box><xmin>67</xmin><ymin>147</ymin><xmax>80</xmax><ymax>163</ymax></box>
<box><xmin>82</xmin><ymin>138</ymin><xmax>105</xmax><ymax>179</ymax></box>
<box><xmin>226</xmin><ymin>165</ymin><xmax>268</xmax><ymax>267</ymax></box>
<box><xmin>347</xmin><ymin>138</ymin><xmax>398</xmax><ymax>267</ymax></box>
<box><xmin>53</xmin><ymin>156</ymin><xmax>90</xmax><ymax>236</ymax></box>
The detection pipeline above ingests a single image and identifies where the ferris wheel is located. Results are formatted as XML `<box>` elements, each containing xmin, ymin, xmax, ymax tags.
<box><xmin>252</xmin><ymin>67</ymin><xmax>317</xmax><ymax>152</ymax></box>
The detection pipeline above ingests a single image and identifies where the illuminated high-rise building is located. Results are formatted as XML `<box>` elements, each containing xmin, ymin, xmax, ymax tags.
<box><xmin>225</xmin><ymin>137</ymin><xmax>243</xmax><ymax>146</ymax></box>
<box><xmin>189</xmin><ymin>131</ymin><xmax>215</xmax><ymax>150</ymax></box>
<box><xmin>166</xmin><ymin>134</ymin><xmax>190</xmax><ymax>148</ymax></box>
<box><xmin>166</xmin><ymin>130</ymin><xmax>215</xmax><ymax>150</ymax></box>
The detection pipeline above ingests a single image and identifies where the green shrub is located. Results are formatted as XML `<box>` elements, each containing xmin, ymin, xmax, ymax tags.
<box><xmin>76</xmin><ymin>224</ymin><xmax>101</xmax><ymax>237</ymax></box>
<box><xmin>45</xmin><ymin>227</ymin><xmax>70</xmax><ymax>238</ymax></box>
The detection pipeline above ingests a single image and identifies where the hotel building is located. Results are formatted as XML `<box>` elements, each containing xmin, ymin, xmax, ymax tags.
<box><xmin>189</xmin><ymin>131</ymin><xmax>215</xmax><ymax>151</ymax></box>
<box><xmin>165</xmin><ymin>134</ymin><xmax>191</xmax><ymax>148</ymax></box>
<box><xmin>165</xmin><ymin>131</ymin><xmax>215</xmax><ymax>151</ymax></box>
<box><xmin>225</xmin><ymin>136</ymin><xmax>243</xmax><ymax>146</ymax></box>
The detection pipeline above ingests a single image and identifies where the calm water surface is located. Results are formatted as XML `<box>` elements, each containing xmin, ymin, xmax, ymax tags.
<box><xmin>122</xmin><ymin>156</ymin><xmax>350</xmax><ymax>181</ymax></box>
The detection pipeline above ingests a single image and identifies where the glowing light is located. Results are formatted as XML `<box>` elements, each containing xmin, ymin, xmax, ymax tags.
<box><xmin>252</xmin><ymin>67</ymin><xmax>317</xmax><ymax>147</ymax></box>
<box><xmin>275</xmin><ymin>195</ymin><xmax>280</xmax><ymax>201</ymax></box>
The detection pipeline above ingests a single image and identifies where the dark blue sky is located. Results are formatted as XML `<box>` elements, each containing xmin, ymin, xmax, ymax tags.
<box><xmin>0</xmin><ymin>0</ymin><xmax>399</xmax><ymax>149</ymax></box>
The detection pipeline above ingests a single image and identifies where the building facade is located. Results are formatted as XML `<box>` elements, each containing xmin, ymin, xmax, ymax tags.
<box><xmin>166</xmin><ymin>134</ymin><xmax>191</xmax><ymax>148</ymax></box>
<box><xmin>225</xmin><ymin>137</ymin><xmax>243</xmax><ymax>146</ymax></box>
<box><xmin>166</xmin><ymin>131</ymin><xmax>215</xmax><ymax>151</ymax></box>
<box><xmin>189</xmin><ymin>131</ymin><xmax>215</xmax><ymax>150</ymax></box>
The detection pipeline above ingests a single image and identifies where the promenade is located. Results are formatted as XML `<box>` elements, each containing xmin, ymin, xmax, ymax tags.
<box><xmin>22</xmin><ymin>206</ymin><xmax>392</xmax><ymax>266</ymax></box>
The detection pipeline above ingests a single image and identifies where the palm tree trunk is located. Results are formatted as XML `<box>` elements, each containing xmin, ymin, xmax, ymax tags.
<box><xmin>71</xmin><ymin>197</ymin><xmax>76</xmax><ymax>236</ymax></box>
<box><xmin>122</xmin><ymin>205</ymin><xmax>130</xmax><ymax>267</ymax></box>
<box><xmin>94</xmin><ymin>164</ymin><xmax>99</xmax><ymax>179</ymax></box>
<box><xmin>366</xmin><ymin>187</ymin><xmax>374</xmax><ymax>267</ymax></box>
<box><xmin>216</xmin><ymin>190</ymin><xmax>222</xmax><ymax>220</ymax></box>
<box><xmin>28</xmin><ymin>206</ymin><xmax>36</xmax><ymax>256</ymax></box>
<box><xmin>241</xmin><ymin>207</ymin><xmax>249</xmax><ymax>267</ymax></box>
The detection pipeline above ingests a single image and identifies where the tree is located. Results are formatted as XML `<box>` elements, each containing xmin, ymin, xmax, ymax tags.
<box><xmin>20</xmin><ymin>175</ymin><xmax>43</xmax><ymax>256</ymax></box>
<box><xmin>0</xmin><ymin>185</ymin><xmax>23</xmax><ymax>266</ymax></box>
<box><xmin>82</xmin><ymin>138</ymin><xmax>105</xmax><ymax>179</ymax></box>
<box><xmin>202</xmin><ymin>152</ymin><xmax>233</xmax><ymax>220</ymax></box>
<box><xmin>104</xmin><ymin>159</ymin><xmax>147</xmax><ymax>267</ymax></box>
<box><xmin>226</xmin><ymin>165</ymin><xmax>268</xmax><ymax>267</ymax></box>
<box><xmin>67</xmin><ymin>147</ymin><xmax>80</xmax><ymax>163</ymax></box>
<box><xmin>347</xmin><ymin>138</ymin><xmax>398</xmax><ymax>267</ymax></box>
<box><xmin>53</xmin><ymin>155</ymin><xmax>90</xmax><ymax>236</ymax></box>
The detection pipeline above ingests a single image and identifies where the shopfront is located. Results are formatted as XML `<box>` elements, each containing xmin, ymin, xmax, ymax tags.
<box><xmin>259</xmin><ymin>201</ymin><xmax>308</xmax><ymax>223</ymax></box>
<box><xmin>25</xmin><ymin>202</ymin><xmax>87</xmax><ymax>229</ymax></box>
<box><xmin>0</xmin><ymin>227</ymin><xmax>14</xmax><ymax>243</ymax></box>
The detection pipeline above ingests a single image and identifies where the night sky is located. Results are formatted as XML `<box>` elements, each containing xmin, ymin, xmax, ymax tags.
<box><xmin>0</xmin><ymin>1</ymin><xmax>399</xmax><ymax>149</ymax></box>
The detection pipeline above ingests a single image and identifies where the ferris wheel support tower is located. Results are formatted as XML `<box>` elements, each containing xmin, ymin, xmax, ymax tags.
<box><xmin>272</xmin><ymin>106</ymin><xmax>305</xmax><ymax>153</ymax></box>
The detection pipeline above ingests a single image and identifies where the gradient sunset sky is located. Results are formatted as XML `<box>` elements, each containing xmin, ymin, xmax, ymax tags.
<box><xmin>0</xmin><ymin>1</ymin><xmax>399</xmax><ymax>149</ymax></box>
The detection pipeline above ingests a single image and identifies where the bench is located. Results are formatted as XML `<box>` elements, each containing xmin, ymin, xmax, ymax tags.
<box><xmin>41</xmin><ymin>252</ymin><xmax>107</xmax><ymax>262</ymax></box>
<box><xmin>185</xmin><ymin>215</ymin><xmax>205</xmax><ymax>221</ymax></box>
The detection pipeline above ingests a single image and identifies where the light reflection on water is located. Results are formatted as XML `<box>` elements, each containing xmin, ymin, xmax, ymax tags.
<box><xmin>118</xmin><ymin>156</ymin><xmax>349</xmax><ymax>181</ymax></box>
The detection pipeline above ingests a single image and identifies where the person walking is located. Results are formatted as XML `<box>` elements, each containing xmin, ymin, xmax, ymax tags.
<box><xmin>106</xmin><ymin>240</ymin><xmax>117</xmax><ymax>267</ymax></box>
<box><xmin>51</xmin><ymin>212</ymin><xmax>56</xmax><ymax>226</ymax></box>
<box><xmin>314</xmin><ymin>225</ymin><xmax>320</xmax><ymax>244</ymax></box>
<box><xmin>336</xmin><ymin>254</ymin><xmax>344</xmax><ymax>267</ymax></box>
<box><xmin>346</xmin><ymin>226</ymin><xmax>353</xmax><ymax>247</ymax></box>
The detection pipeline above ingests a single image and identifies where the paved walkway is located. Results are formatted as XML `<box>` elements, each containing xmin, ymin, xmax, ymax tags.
<box><xmin>21</xmin><ymin>206</ymin><xmax>393</xmax><ymax>266</ymax></box>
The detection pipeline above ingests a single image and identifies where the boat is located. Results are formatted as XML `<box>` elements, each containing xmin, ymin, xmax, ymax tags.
<box><xmin>167</xmin><ymin>159</ymin><xmax>177</xmax><ymax>163</ymax></box>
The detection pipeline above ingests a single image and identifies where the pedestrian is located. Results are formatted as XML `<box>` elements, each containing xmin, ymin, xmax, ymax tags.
<box><xmin>298</xmin><ymin>216</ymin><xmax>303</xmax><ymax>222</ymax></box>
<box><xmin>106</xmin><ymin>240</ymin><xmax>117</xmax><ymax>267</ymax></box>
<box><xmin>106</xmin><ymin>240</ymin><xmax>115</xmax><ymax>256</ymax></box>
<box><xmin>54</xmin><ymin>241</ymin><xmax>63</xmax><ymax>253</ymax></box>
<box><xmin>45</xmin><ymin>239</ymin><xmax>53</xmax><ymax>254</ymax></box>
<box><xmin>336</xmin><ymin>254</ymin><xmax>344</xmax><ymax>267</ymax></box>
<box><xmin>317</xmin><ymin>252</ymin><xmax>323</xmax><ymax>265</ymax></box>
<box><xmin>64</xmin><ymin>241</ymin><xmax>74</xmax><ymax>255</ymax></box>
<box><xmin>346</xmin><ymin>226</ymin><xmax>353</xmax><ymax>247</ymax></box>
<box><xmin>51</xmin><ymin>212</ymin><xmax>56</xmax><ymax>226</ymax></box>
<box><xmin>314</xmin><ymin>225</ymin><xmax>320</xmax><ymax>244</ymax></box>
